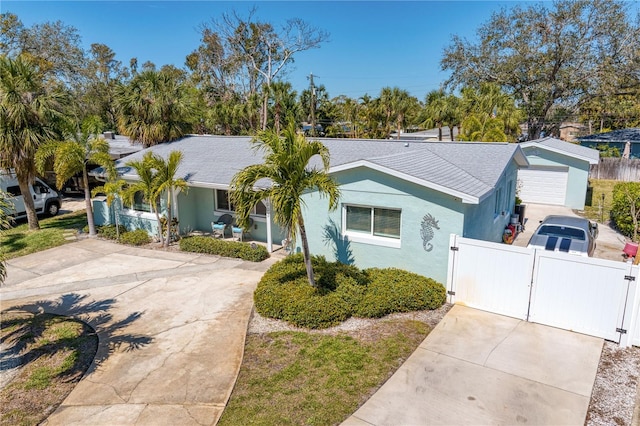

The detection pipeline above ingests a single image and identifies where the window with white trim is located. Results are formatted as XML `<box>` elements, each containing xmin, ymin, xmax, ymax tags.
<box><xmin>123</xmin><ymin>190</ymin><xmax>152</xmax><ymax>213</ymax></box>
<box><xmin>345</xmin><ymin>205</ymin><xmax>401</xmax><ymax>239</ymax></box>
<box><xmin>494</xmin><ymin>187</ymin><xmax>503</xmax><ymax>216</ymax></box>
<box><xmin>215</xmin><ymin>189</ymin><xmax>266</xmax><ymax>216</ymax></box>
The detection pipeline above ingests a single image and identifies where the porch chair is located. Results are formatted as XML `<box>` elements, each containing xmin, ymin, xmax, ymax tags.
<box><xmin>232</xmin><ymin>218</ymin><xmax>254</xmax><ymax>241</ymax></box>
<box><xmin>211</xmin><ymin>214</ymin><xmax>233</xmax><ymax>238</ymax></box>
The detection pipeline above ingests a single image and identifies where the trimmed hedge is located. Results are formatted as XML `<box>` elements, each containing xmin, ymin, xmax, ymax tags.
<box><xmin>254</xmin><ymin>255</ymin><xmax>446</xmax><ymax>329</ymax></box>
<box><xmin>179</xmin><ymin>235</ymin><xmax>270</xmax><ymax>262</ymax></box>
<box><xmin>119</xmin><ymin>229</ymin><xmax>151</xmax><ymax>246</ymax></box>
<box><xmin>83</xmin><ymin>224</ymin><xmax>127</xmax><ymax>239</ymax></box>
<box><xmin>356</xmin><ymin>268</ymin><xmax>446</xmax><ymax>318</ymax></box>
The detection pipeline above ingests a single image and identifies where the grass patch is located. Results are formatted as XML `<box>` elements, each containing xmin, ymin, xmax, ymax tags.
<box><xmin>0</xmin><ymin>210</ymin><xmax>87</xmax><ymax>260</ymax></box>
<box><xmin>219</xmin><ymin>319</ymin><xmax>430</xmax><ymax>426</ymax></box>
<box><xmin>0</xmin><ymin>311</ymin><xmax>97</xmax><ymax>426</ymax></box>
<box><xmin>581</xmin><ymin>179</ymin><xmax>617</xmax><ymax>223</ymax></box>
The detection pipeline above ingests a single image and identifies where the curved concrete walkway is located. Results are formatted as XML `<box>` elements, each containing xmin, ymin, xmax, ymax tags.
<box><xmin>1</xmin><ymin>239</ymin><xmax>273</xmax><ymax>425</ymax></box>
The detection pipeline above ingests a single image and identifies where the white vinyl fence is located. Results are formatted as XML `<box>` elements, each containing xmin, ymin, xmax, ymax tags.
<box><xmin>447</xmin><ymin>234</ymin><xmax>640</xmax><ymax>347</ymax></box>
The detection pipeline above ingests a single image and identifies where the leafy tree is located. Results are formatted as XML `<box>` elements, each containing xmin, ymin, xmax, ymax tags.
<box><xmin>1</xmin><ymin>13</ymin><xmax>87</xmax><ymax>86</ymax></box>
<box><xmin>421</xmin><ymin>90</ymin><xmax>453</xmax><ymax>141</ymax></box>
<box><xmin>595</xmin><ymin>144</ymin><xmax>621</xmax><ymax>158</ymax></box>
<box><xmin>115</xmin><ymin>69</ymin><xmax>196</xmax><ymax>147</ymax></box>
<box><xmin>379</xmin><ymin>87</ymin><xmax>419</xmax><ymax>139</ymax></box>
<box><xmin>35</xmin><ymin>116</ymin><xmax>114</xmax><ymax>236</ymax></box>
<box><xmin>441</xmin><ymin>0</ymin><xmax>640</xmax><ymax>140</ymax></box>
<box><xmin>149</xmin><ymin>151</ymin><xmax>187</xmax><ymax>248</ymax></box>
<box><xmin>230</xmin><ymin>123</ymin><xmax>340</xmax><ymax>287</ymax></box>
<box><xmin>268</xmin><ymin>81</ymin><xmax>299</xmax><ymax>134</ymax></box>
<box><xmin>202</xmin><ymin>9</ymin><xmax>328</xmax><ymax>130</ymax></box>
<box><xmin>80</xmin><ymin>43</ymin><xmax>130</xmax><ymax>130</ymax></box>
<box><xmin>611</xmin><ymin>182</ymin><xmax>640</xmax><ymax>241</ymax></box>
<box><xmin>0</xmin><ymin>55</ymin><xmax>66</xmax><ymax>230</ymax></box>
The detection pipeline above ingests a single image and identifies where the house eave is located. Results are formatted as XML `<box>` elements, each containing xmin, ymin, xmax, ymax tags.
<box><xmin>329</xmin><ymin>160</ymin><xmax>480</xmax><ymax>204</ymax></box>
<box><xmin>520</xmin><ymin>141</ymin><xmax>599</xmax><ymax>165</ymax></box>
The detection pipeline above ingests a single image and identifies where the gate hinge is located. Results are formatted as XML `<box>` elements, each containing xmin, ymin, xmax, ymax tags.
<box><xmin>617</xmin><ymin>328</ymin><xmax>627</xmax><ymax>334</ymax></box>
<box><xmin>625</xmin><ymin>275</ymin><xmax>636</xmax><ymax>281</ymax></box>
<box><xmin>450</xmin><ymin>246</ymin><xmax>459</xmax><ymax>251</ymax></box>
<box><xmin>447</xmin><ymin>290</ymin><xmax>456</xmax><ymax>296</ymax></box>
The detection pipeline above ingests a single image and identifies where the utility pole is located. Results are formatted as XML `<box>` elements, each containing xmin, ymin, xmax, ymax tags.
<box><xmin>308</xmin><ymin>72</ymin><xmax>317</xmax><ymax>136</ymax></box>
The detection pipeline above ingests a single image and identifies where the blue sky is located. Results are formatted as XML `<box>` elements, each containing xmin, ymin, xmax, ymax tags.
<box><xmin>4</xmin><ymin>1</ymin><xmax>518</xmax><ymax>100</ymax></box>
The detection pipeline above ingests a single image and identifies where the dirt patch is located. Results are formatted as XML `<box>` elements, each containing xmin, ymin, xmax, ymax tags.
<box><xmin>0</xmin><ymin>311</ymin><xmax>98</xmax><ymax>426</ymax></box>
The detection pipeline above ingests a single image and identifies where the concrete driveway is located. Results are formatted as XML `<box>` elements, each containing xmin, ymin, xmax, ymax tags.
<box><xmin>1</xmin><ymin>238</ymin><xmax>271</xmax><ymax>425</ymax></box>
<box><xmin>343</xmin><ymin>305</ymin><xmax>603</xmax><ymax>425</ymax></box>
<box><xmin>512</xmin><ymin>203</ymin><xmax>627</xmax><ymax>261</ymax></box>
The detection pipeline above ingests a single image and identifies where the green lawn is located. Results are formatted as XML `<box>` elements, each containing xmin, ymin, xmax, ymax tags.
<box><xmin>581</xmin><ymin>179</ymin><xmax>617</xmax><ymax>223</ymax></box>
<box><xmin>219</xmin><ymin>319</ymin><xmax>431</xmax><ymax>426</ymax></box>
<box><xmin>0</xmin><ymin>210</ymin><xmax>88</xmax><ymax>260</ymax></box>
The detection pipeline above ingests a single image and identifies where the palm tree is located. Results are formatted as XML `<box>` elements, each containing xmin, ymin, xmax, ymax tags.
<box><xmin>115</xmin><ymin>69</ymin><xmax>196</xmax><ymax>148</ymax></box>
<box><xmin>35</xmin><ymin>116</ymin><xmax>114</xmax><ymax>236</ymax></box>
<box><xmin>231</xmin><ymin>123</ymin><xmax>340</xmax><ymax>287</ymax></box>
<box><xmin>0</xmin><ymin>55</ymin><xmax>66</xmax><ymax>230</ymax></box>
<box><xmin>92</xmin><ymin>178</ymin><xmax>126</xmax><ymax>240</ymax></box>
<box><xmin>124</xmin><ymin>152</ymin><xmax>165</xmax><ymax>244</ymax></box>
<box><xmin>149</xmin><ymin>151</ymin><xmax>187</xmax><ymax>248</ymax></box>
<box><xmin>422</xmin><ymin>90</ymin><xmax>448</xmax><ymax>141</ymax></box>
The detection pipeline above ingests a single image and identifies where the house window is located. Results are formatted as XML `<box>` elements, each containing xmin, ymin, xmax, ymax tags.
<box><xmin>215</xmin><ymin>189</ymin><xmax>267</xmax><ymax>216</ymax></box>
<box><xmin>216</xmin><ymin>189</ymin><xmax>234</xmax><ymax>211</ymax></box>
<box><xmin>345</xmin><ymin>205</ymin><xmax>401</xmax><ymax>239</ymax></box>
<box><xmin>124</xmin><ymin>191</ymin><xmax>152</xmax><ymax>213</ymax></box>
<box><xmin>494</xmin><ymin>187</ymin><xmax>503</xmax><ymax>216</ymax></box>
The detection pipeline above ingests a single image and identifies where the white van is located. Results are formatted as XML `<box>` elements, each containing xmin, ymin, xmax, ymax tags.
<box><xmin>0</xmin><ymin>172</ymin><xmax>62</xmax><ymax>218</ymax></box>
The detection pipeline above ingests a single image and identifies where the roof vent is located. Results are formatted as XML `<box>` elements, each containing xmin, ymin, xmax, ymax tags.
<box><xmin>103</xmin><ymin>131</ymin><xmax>115</xmax><ymax>140</ymax></box>
<box><xmin>404</xmin><ymin>142</ymin><xmax>409</xmax><ymax>147</ymax></box>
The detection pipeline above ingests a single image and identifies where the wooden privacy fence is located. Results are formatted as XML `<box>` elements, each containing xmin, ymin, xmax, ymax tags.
<box><xmin>590</xmin><ymin>158</ymin><xmax>640</xmax><ymax>181</ymax></box>
<box><xmin>447</xmin><ymin>234</ymin><xmax>640</xmax><ymax>347</ymax></box>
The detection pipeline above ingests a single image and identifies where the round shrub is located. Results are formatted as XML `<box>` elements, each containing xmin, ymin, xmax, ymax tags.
<box><xmin>254</xmin><ymin>255</ymin><xmax>366</xmax><ymax>329</ymax></box>
<box><xmin>179</xmin><ymin>236</ymin><xmax>269</xmax><ymax>262</ymax></box>
<box><xmin>119</xmin><ymin>229</ymin><xmax>151</xmax><ymax>246</ymax></box>
<box><xmin>90</xmin><ymin>224</ymin><xmax>126</xmax><ymax>239</ymax></box>
<box><xmin>355</xmin><ymin>268</ymin><xmax>446</xmax><ymax>318</ymax></box>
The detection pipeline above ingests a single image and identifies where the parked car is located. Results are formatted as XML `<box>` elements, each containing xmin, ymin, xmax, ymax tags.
<box><xmin>0</xmin><ymin>171</ymin><xmax>62</xmax><ymax>218</ymax></box>
<box><xmin>527</xmin><ymin>215</ymin><xmax>598</xmax><ymax>257</ymax></box>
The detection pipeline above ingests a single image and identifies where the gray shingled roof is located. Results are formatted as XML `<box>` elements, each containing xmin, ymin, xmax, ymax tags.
<box><xmin>520</xmin><ymin>137</ymin><xmax>599</xmax><ymax>164</ymax></box>
<box><xmin>116</xmin><ymin>135</ymin><xmax>527</xmax><ymax>204</ymax></box>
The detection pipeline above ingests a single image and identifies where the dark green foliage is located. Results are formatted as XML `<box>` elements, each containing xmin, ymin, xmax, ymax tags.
<box><xmin>179</xmin><ymin>235</ymin><xmax>270</xmax><ymax>262</ymax></box>
<box><xmin>83</xmin><ymin>224</ymin><xmax>126</xmax><ymax>239</ymax></box>
<box><xmin>119</xmin><ymin>229</ymin><xmax>151</xmax><ymax>246</ymax></box>
<box><xmin>254</xmin><ymin>255</ymin><xmax>446</xmax><ymax>329</ymax></box>
<box><xmin>611</xmin><ymin>182</ymin><xmax>640</xmax><ymax>241</ymax></box>
<box><xmin>356</xmin><ymin>268</ymin><xmax>446</xmax><ymax>318</ymax></box>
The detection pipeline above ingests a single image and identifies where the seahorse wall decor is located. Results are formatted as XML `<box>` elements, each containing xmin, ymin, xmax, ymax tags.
<box><xmin>420</xmin><ymin>213</ymin><xmax>440</xmax><ymax>252</ymax></box>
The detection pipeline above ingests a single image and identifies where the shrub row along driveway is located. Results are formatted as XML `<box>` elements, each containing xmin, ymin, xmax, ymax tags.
<box><xmin>1</xmin><ymin>238</ymin><xmax>271</xmax><ymax>425</ymax></box>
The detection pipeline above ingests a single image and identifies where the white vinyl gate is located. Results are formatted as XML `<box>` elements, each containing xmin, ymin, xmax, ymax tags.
<box><xmin>447</xmin><ymin>235</ymin><xmax>640</xmax><ymax>346</ymax></box>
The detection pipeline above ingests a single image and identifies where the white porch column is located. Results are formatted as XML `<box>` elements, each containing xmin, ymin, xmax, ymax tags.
<box><xmin>264</xmin><ymin>198</ymin><xmax>273</xmax><ymax>253</ymax></box>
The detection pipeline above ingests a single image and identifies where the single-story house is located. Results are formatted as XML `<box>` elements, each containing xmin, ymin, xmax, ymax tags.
<box><xmin>93</xmin><ymin>136</ymin><xmax>528</xmax><ymax>283</ymax></box>
<box><xmin>577</xmin><ymin>128</ymin><xmax>640</xmax><ymax>159</ymax></box>
<box><xmin>517</xmin><ymin>137</ymin><xmax>599</xmax><ymax>210</ymax></box>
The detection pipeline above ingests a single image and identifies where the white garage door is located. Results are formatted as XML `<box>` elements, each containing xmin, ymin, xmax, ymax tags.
<box><xmin>518</xmin><ymin>166</ymin><xmax>568</xmax><ymax>205</ymax></box>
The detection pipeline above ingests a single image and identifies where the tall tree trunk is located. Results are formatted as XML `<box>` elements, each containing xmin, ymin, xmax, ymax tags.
<box><xmin>153</xmin><ymin>201</ymin><xmax>164</xmax><ymax>246</ymax></box>
<box><xmin>164</xmin><ymin>188</ymin><xmax>172</xmax><ymax>248</ymax></box>
<box><xmin>17</xmin><ymin>177</ymin><xmax>39</xmax><ymax>231</ymax></box>
<box><xmin>297</xmin><ymin>213</ymin><xmax>315</xmax><ymax>287</ymax></box>
<box><xmin>83</xmin><ymin>167</ymin><xmax>97</xmax><ymax>236</ymax></box>
<box><xmin>438</xmin><ymin>124</ymin><xmax>443</xmax><ymax>141</ymax></box>
<box><xmin>262</xmin><ymin>91</ymin><xmax>269</xmax><ymax>131</ymax></box>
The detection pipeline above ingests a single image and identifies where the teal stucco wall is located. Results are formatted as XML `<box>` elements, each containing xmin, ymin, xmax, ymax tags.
<box><xmin>298</xmin><ymin>167</ymin><xmax>465</xmax><ymax>284</ymax></box>
<box><xmin>523</xmin><ymin>147</ymin><xmax>591</xmax><ymax>209</ymax></box>
<box><xmin>463</xmin><ymin>159</ymin><xmax>519</xmax><ymax>242</ymax></box>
